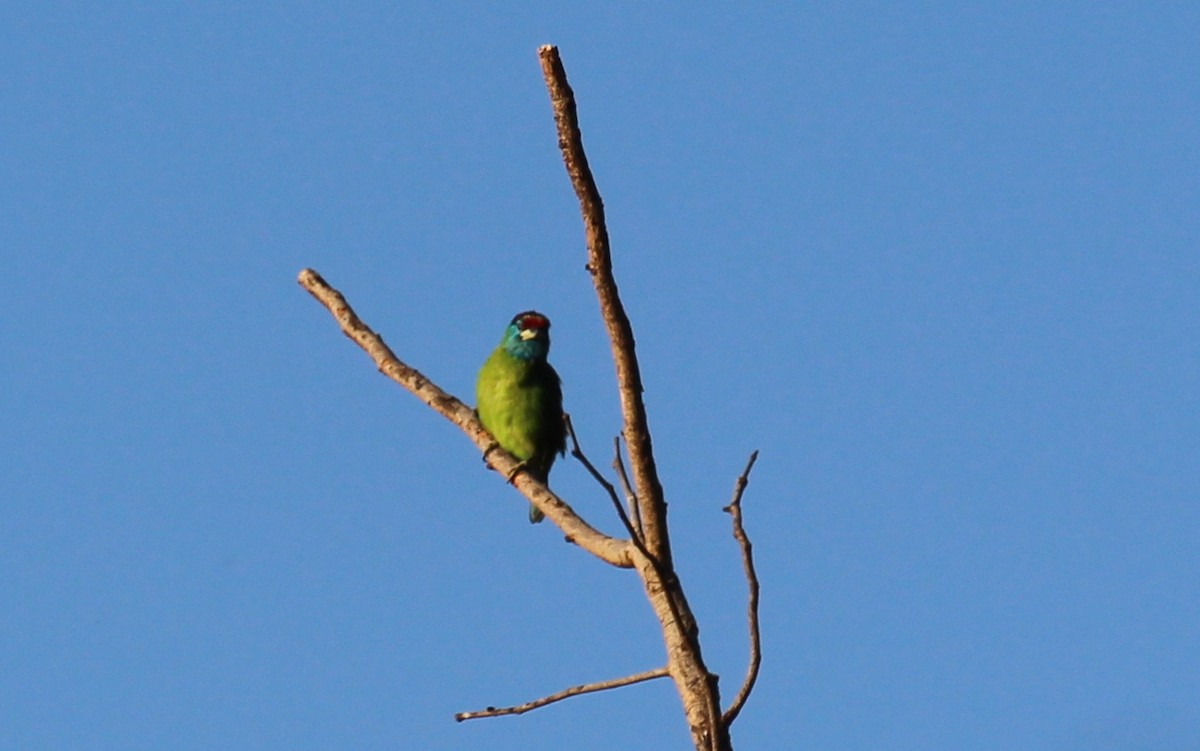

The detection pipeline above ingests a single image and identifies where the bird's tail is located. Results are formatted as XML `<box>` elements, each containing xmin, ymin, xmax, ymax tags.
<box><xmin>526</xmin><ymin>460</ymin><xmax>550</xmax><ymax>523</ymax></box>
<box><xmin>528</xmin><ymin>503</ymin><xmax>545</xmax><ymax>524</ymax></box>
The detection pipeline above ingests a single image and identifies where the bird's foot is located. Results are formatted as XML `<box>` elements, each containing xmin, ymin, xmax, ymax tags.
<box><xmin>504</xmin><ymin>461</ymin><xmax>528</xmax><ymax>484</ymax></box>
<box><xmin>481</xmin><ymin>441</ymin><xmax>501</xmax><ymax>467</ymax></box>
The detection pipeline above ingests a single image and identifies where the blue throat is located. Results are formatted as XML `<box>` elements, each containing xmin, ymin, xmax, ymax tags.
<box><xmin>503</xmin><ymin>329</ymin><xmax>548</xmax><ymax>362</ymax></box>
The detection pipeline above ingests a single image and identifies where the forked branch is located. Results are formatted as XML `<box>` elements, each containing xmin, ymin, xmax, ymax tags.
<box><xmin>539</xmin><ymin>45</ymin><xmax>733</xmax><ymax>751</ymax></box>
<box><xmin>722</xmin><ymin>451</ymin><xmax>762</xmax><ymax>725</ymax></box>
<box><xmin>564</xmin><ymin>415</ymin><xmax>642</xmax><ymax>545</ymax></box>
<box><xmin>302</xmin><ymin>46</ymin><xmax>762</xmax><ymax>751</ymax></box>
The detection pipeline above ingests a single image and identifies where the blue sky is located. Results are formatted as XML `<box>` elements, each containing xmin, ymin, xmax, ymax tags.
<box><xmin>3</xmin><ymin>3</ymin><xmax>1198</xmax><ymax>749</ymax></box>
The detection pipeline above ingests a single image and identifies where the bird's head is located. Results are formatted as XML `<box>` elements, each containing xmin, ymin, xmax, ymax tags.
<box><xmin>502</xmin><ymin>310</ymin><xmax>552</xmax><ymax>361</ymax></box>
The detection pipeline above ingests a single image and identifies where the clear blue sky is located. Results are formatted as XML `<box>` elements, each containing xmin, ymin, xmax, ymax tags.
<box><xmin>3</xmin><ymin>3</ymin><xmax>1197</xmax><ymax>749</ymax></box>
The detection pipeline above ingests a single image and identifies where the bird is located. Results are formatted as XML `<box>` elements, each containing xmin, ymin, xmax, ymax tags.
<box><xmin>476</xmin><ymin>310</ymin><xmax>567</xmax><ymax>523</ymax></box>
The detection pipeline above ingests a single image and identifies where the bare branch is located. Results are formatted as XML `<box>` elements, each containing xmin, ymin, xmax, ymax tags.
<box><xmin>539</xmin><ymin>46</ymin><xmax>732</xmax><ymax>751</ymax></box>
<box><xmin>563</xmin><ymin>428</ymin><xmax>695</xmax><ymax>673</ymax></box>
<box><xmin>612</xmin><ymin>436</ymin><xmax>641</xmax><ymax>535</ymax></box>
<box><xmin>564</xmin><ymin>414</ymin><xmax>642</xmax><ymax>545</ymax></box>
<box><xmin>563</xmin><ymin>423</ymin><xmax>684</xmax><ymax>652</ymax></box>
<box><xmin>454</xmin><ymin>667</ymin><xmax>670</xmax><ymax>722</ymax></box>
<box><xmin>302</xmin><ymin>45</ymin><xmax>756</xmax><ymax>751</ymax></box>
<box><xmin>721</xmin><ymin>451</ymin><xmax>762</xmax><ymax>726</ymax></box>
<box><xmin>297</xmin><ymin>267</ymin><xmax>633</xmax><ymax>569</ymax></box>
<box><xmin>538</xmin><ymin>45</ymin><xmax>669</xmax><ymax>564</ymax></box>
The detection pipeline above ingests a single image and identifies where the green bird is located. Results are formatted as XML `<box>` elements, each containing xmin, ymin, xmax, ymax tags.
<box><xmin>476</xmin><ymin>310</ymin><xmax>567</xmax><ymax>523</ymax></box>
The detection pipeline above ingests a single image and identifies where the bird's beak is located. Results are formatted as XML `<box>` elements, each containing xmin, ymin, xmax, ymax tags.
<box><xmin>519</xmin><ymin>329</ymin><xmax>538</xmax><ymax>341</ymax></box>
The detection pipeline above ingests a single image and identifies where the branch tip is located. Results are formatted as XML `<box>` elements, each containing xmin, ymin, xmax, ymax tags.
<box><xmin>722</xmin><ymin>451</ymin><xmax>762</xmax><ymax>726</ymax></box>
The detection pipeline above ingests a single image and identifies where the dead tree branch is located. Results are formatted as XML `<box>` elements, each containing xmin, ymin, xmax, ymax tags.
<box><xmin>537</xmin><ymin>45</ymin><xmax>669</xmax><ymax>564</ymax></box>
<box><xmin>301</xmin><ymin>47</ymin><xmax>762</xmax><ymax>751</ymax></box>
<box><xmin>539</xmin><ymin>45</ymin><xmax>733</xmax><ymax>751</ymax></box>
<box><xmin>564</xmin><ymin>414</ymin><xmax>642</xmax><ymax>544</ymax></box>
<box><xmin>612</xmin><ymin>437</ymin><xmax>642</xmax><ymax>535</ymax></box>
<box><xmin>721</xmin><ymin>451</ymin><xmax>762</xmax><ymax>725</ymax></box>
<box><xmin>297</xmin><ymin>268</ymin><xmax>632</xmax><ymax>569</ymax></box>
<box><xmin>454</xmin><ymin>667</ymin><xmax>670</xmax><ymax>722</ymax></box>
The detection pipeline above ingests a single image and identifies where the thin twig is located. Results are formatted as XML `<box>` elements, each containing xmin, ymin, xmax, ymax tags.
<box><xmin>564</xmin><ymin>414</ymin><xmax>642</xmax><ymax>545</ymax></box>
<box><xmin>297</xmin><ymin>268</ymin><xmax>632</xmax><ymax>569</ymax></box>
<box><xmin>612</xmin><ymin>436</ymin><xmax>641</xmax><ymax>535</ymax></box>
<box><xmin>538</xmin><ymin>45</ymin><xmax>669</xmax><ymax>564</ymax></box>
<box><xmin>563</xmin><ymin>426</ymin><xmax>692</xmax><ymax>669</ymax></box>
<box><xmin>454</xmin><ymin>667</ymin><xmax>670</xmax><ymax>721</ymax></box>
<box><xmin>721</xmin><ymin>450</ymin><xmax>761</xmax><ymax>726</ymax></box>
